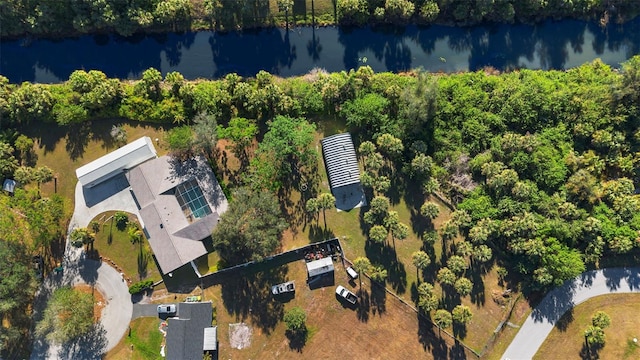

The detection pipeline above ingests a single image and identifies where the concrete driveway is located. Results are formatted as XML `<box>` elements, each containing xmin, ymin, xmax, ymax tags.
<box><xmin>30</xmin><ymin>250</ymin><xmax>133</xmax><ymax>359</ymax></box>
<box><xmin>502</xmin><ymin>267</ymin><xmax>640</xmax><ymax>360</ymax></box>
<box><xmin>30</xmin><ymin>175</ymin><xmax>141</xmax><ymax>359</ymax></box>
<box><xmin>70</xmin><ymin>174</ymin><xmax>141</xmax><ymax>230</ymax></box>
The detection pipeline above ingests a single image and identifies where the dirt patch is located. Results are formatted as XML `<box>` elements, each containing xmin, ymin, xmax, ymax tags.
<box><xmin>74</xmin><ymin>284</ymin><xmax>106</xmax><ymax>322</ymax></box>
<box><xmin>229</xmin><ymin>323</ymin><xmax>253</xmax><ymax>349</ymax></box>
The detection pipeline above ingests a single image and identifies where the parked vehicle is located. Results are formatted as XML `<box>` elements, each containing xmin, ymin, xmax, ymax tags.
<box><xmin>272</xmin><ymin>281</ymin><xmax>295</xmax><ymax>295</ymax></box>
<box><xmin>346</xmin><ymin>266</ymin><xmax>358</xmax><ymax>280</ymax></box>
<box><xmin>185</xmin><ymin>295</ymin><xmax>201</xmax><ymax>302</ymax></box>
<box><xmin>157</xmin><ymin>304</ymin><xmax>176</xmax><ymax>314</ymax></box>
<box><xmin>336</xmin><ymin>285</ymin><xmax>358</xmax><ymax>304</ymax></box>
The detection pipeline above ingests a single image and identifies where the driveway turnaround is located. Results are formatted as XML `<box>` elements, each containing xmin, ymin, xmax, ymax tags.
<box><xmin>30</xmin><ymin>248</ymin><xmax>133</xmax><ymax>359</ymax></box>
<box><xmin>502</xmin><ymin>267</ymin><xmax>640</xmax><ymax>360</ymax></box>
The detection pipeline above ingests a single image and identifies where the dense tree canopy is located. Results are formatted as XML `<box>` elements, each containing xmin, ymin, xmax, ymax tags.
<box><xmin>35</xmin><ymin>287</ymin><xmax>94</xmax><ymax>344</ymax></box>
<box><xmin>212</xmin><ymin>187</ymin><xmax>287</xmax><ymax>265</ymax></box>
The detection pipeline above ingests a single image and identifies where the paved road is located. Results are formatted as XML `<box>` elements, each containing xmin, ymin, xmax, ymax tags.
<box><xmin>502</xmin><ymin>267</ymin><xmax>640</xmax><ymax>360</ymax></box>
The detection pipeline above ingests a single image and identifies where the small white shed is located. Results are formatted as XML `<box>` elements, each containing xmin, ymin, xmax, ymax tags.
<box><xmin>306</xmin><ymin>257</ymin><xmax>334</xmax><ymax>278</ymax></box>
<box><xmin>75</xmin><ymin>136</ymin><xmax>157</xmax><ymax>187</ymax></box>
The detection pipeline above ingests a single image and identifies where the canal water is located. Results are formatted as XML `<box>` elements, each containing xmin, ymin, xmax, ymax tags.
<box><xmin>1</xmin><ymin>18</ymin><xmax>639</xmax><ymax>83</ymax></box>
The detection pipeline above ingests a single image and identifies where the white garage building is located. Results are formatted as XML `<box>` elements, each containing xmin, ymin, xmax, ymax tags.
<box><xmin>75</xmin><ymin>136</ymin><xmax>157</xmax><ymax>188</ymax></box>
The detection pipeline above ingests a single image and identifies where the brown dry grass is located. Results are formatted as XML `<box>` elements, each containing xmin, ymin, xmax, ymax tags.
<box><xmin>205</xmin><ymin>261</ymin><xmax>475</xmax><ymax>359</ymax></box>
<box><xmin>535</xmin><ymin>294</ymin><xmax>640</xmax><ymax>360</ymax></box>
<box><xmin>74</xmin><ymin>284</ymin><xmax>106</xmax><ymax>323</ymax></box>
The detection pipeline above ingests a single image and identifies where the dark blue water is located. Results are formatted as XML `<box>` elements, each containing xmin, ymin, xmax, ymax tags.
<box><xmin>1</xmin><ymin>18</ymin><xmax>639</xmax><ymax>84</ymax></box>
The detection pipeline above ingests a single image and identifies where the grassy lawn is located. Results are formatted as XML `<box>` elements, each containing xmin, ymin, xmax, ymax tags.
<box><xmin>535</xmin><ymin>294</ymin><xmax>640</xmax><ymax>360</ymax></box>
<box><xmin>90</xmin><ymin>211</ymin><xmax>161</xmax><ymax>284</ymax></box>
<box><xmin>107</xmin><ymin>317</ymin><xmax>164</xmax><ymax>360</ymax></box>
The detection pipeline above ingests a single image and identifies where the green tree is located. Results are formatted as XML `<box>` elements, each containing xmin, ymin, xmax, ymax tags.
<box><xmin>0</xmin><ymin>142</ymin><xmax>18</xmax><ymax>177</ymax></box>
<box><xmin>35</xmin><ymin>287</ymin><xmax>94</xmax><ymax>344</ymax></box>
<box><xmin>370</xmin><ymin>265</ymin><xmax>388</xmax><ymax>282</ymax></box>
<box><xmin>454</xmin><ymin>277</ymin><xmax>473</xmax><ymax>297</ymax></box>
<box><xmin>352</xmin><ymin>256</ymin><xmax>372</xmax><ymax>288</ymax></box>
<box><xmin>419</xmin><ymin>0</ymin><xmax>440</xmax><ymax>22</ymax></box>
<box><xmin>358</xmin><ymin>141</ymin><xmax>376</xmax><ymax>157</ymax></box>
<box><xmin>584</xmin><ymin>325</ymin><xmax>605</xmax><ymax>346</ymax></box>
<box><xmin>341</xmin><ymin>93</ymin><xmax>390</xmax><ymax>136</ymax></box>
<box><xmin>191</xmin><ymin>111</ymin><xmax>218</xmax><ymax>158</ymax></box>
<box><xmin>283</xmin><ymin>306</ymin><xmax>306</xmax><ymax>332</ymax></box>
<box><xmin>212</xmin><ymin>188</ymin><xmax>287</xmax><ymax>264</ymax></box>
<box><xmin>253</xmin><ymin>115</ymin><xmax>316</xmax><ymax>188</ymax></box>
<box><xmin>317</xmin><ymin>193</ymin><xmax>335</xmax><ymax>229</ymax></box>
<box><xmin>70</xmin><ymin>227</ymin><xmax>95</xmax><ymax>248</ymax></box>
<box><xmin>472</xmin><ymin>244</ymin><xmax>493</xmax><ymax>264</ymax></box>
<box><xmin>437</xmin><ymin>267</ymin><xmax>456</xmax><ymax>286</ymax></box>
<box><xmin>13</xmin><ymin>135</ymin><xmax>33</xmax><ymax>165</ymax></box>
<box><xmin>591</xmin><ymin>311</ymin><xmax>611</xmax><ymax>329</ymax></box>
<box><xmin>0</xmin><ymin>239</ymin><xmax>37</xmax><ymax>357</ymax></box>
<box><xmin>376</xmin><ymin>133</ymin><xmax>404</xmax><ymax>160</ymax></box>
<box><xmin>166</xmin><ymin>125</ymin><xmax>193</xmax><ymax>158</ymax></box>
<box><xmin>13</xmin><ymin>166</ymin><xmax>34</xmax><ymax>185</ymax></box>
<box><xmin>400</xmin><ymin>70</ymin><xmax>437</xmax><ymax>138</ymax></box>
<box><xmin>447</xmin><ymin>255</ymin><xmax>468</xmax><ymax>275</ymax></box>
<box><xmin>369</xmin><ymin>225</ymin><xmax>388</xmax><ymax>244</ymax></box>
<box><xmin>33</xmin><ymin>166</ymin><xmax>53</xmax><ymax>192</ymax></box>
<box><xmin>417</xmin><ymin>282</ymin><xmax>438</xmax><ymax>312</ymax></box>
<box><xmin>217</xmin><ymin>117</ymin><xmax>258</xmax><ymax>166</ymax></box>
<box><xmin>305</xmin><ymin>198</ymin><xmax>320</xmax><ymax>225</ymax></box>
<box><xmin>136</xmin><ymin>68</ymin><xmax>163</xmax><ymax>101</ymax></box>
<box><xmin>385</xmin><ymin>0</ymin><xmax>415</xmax><ymax>22</ymax></box>
<box><xmin>277</xmin><ymin>0</ymin><xmax>294</xmax><ymax>27</ymax></box>
<box><xmin>411</xmin><ymin>250</ymin><xmax>430</xmax><ymax>283</ymax></box>
<box><xmin>434</xmin><ymin>309</ymin><xmax>453</xmax><ymax>334</ymax></box>
<box><xmin>452</xmin><ymin>305</ymin><xmax>473</xmax><ymax>324</ymax></box>
<box><xmin>420</xmin><ymin>201</ymin><xmax>440</xmax><ymax>220</ymax></box>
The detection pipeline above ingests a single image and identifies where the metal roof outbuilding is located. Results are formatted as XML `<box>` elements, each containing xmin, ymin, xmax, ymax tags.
<box><xmin>321</xmin><ymin>133</ymin><xmax>360</xmax><ymax>190</ymax></box>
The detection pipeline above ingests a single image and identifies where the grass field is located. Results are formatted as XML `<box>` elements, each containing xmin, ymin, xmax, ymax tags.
<box><xmin>106</xmin><ymin>317</ymin><xmax>164</xmax><ymax>360</ymax></box>
<box><xmin>535</xmin><ymin>294</ymin><xmax>640</xmax><ymax>360</ymax></box>
<box><xmin>90</xmin><ymin>211</ymin><xmax>161</xmax><ymax>284</ymax></box>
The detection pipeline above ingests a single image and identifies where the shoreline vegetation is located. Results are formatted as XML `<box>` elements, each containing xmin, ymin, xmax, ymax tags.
<box><xmin>2</xmin><ymin>0</ymin><xmax>640</xmax><ymax>41</ymax></box>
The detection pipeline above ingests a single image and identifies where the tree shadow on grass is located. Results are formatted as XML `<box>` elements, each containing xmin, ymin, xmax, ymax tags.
<box><xmin>57</xmin><ymin>323</ymin><xmax>107</xmax><ymax>360</ymax></box>
<box><xmin>308</xmin><ymin>224</ymin><xmax>335</xmax><ymax>243</ymax></box>
<box><xmin>452</xmin><ymin>322</ymin><xmax>468</xmax><ymax>340</ymax></box>
<box><xmin>468</xmin><ymin>266</ymin><xmax>485</xmax><ymax>307</ymax></box>
<box><xmin>370</xmin><ymin>280</ymin><xmax>387</xmax><ymax>316</ymax></box>
<box><xmin>221</xmin><ymin>266</ymin><xmax>287</xmax><ymax>335</ymax></box>
<box><xmin>555</xmin><ymin>307</ymin><xmax>574</xmax><ymax>332</ymax></box>
<box><xmin>286</xmin><ymin>327</ymin><xmax>308</xmax><ymax>352</ymax></box>
<box><xmin>417</xmin><ymin>314</ymin><xmax>447</xmax><ymax>356</ymax></box>
<box><xmin>356</xmin><ymin>288</ymin><xmax>370</xmax><ymax>322</ymax></box>
<box><xmin>65</xmin><ymin>122</ymin><xmax>92</xmax><ymax>161</ymax></box>
<box><xmin>580</xmin><ymin>341</ymin><xmax>603</xmax><ymax>360</ymax></box>
<box><xmin>137</xmin><ymin>245</ymin><xmax>149</xmax><ymax>280</ymax></box>
<box><xmin>365</xmin><ymin>240</ymin><xmax>407</xmax><ymax>294</ymax></box>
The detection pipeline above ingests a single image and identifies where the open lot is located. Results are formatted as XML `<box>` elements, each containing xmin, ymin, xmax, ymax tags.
<box><xmin>536</xmin><ymin>294</ymin><xmax>640</xmax><ymax>360</ymax></box>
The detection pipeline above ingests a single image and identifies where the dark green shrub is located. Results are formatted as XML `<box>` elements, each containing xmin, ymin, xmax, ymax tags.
<box><xmin>128</xmin><ymin>279</ymin><xmax>153</xmax><ymax>294</ymax></box>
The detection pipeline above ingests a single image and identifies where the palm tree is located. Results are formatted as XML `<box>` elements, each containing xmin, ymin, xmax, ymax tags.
<box><xmin>317</xmin><ymin>193</ymin><xmax>335</xmax><ymax>229</ymax></box>
<box><xmin>352</xmin><ymin>257</ymin><xmax>372</xmax><ymax>289</ymax></box>
<box><xmin>411</xmin><ymin>250</ymin><xmax>430</xmax><ymax>283</ymax></box>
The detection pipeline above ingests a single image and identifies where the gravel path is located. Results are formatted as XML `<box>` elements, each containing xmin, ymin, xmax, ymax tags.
<box><xmin>502</xmin><ymin>267</ymin><xmax>640</xmax><ymax>360</ymax></box>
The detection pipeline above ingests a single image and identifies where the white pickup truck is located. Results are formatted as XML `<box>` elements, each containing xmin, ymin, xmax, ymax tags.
<box><xmin>336</xmin><ymin>285</ymin><xmax>358</xmax><ymax>304</ymax></box>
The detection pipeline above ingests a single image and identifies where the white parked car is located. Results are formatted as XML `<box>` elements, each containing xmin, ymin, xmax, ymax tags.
<box><xmin>157</xmin><ymin>304</ymin><xmax>176</xmax><ymax>314</ymax></box>
<box><xmin>346</xmin><ymin>266</ymin><xmax>358</xmax><ymax>280</ymax></box>
<box><xmin>336</xmin><ymin>285</ymin><xmax>358</xmax><ymax>304</ymax></box>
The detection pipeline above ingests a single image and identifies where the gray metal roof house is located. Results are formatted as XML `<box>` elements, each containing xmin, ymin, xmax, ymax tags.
<box><xmin>75</xmin><ymin>136</ymin><xmax>157</xmax><ymax>188</ymax></box>
<box><xmin>321</xmin><ymin>133</ymin><xmax>360</xmax><ymax>189</ymax></box>
<box><xmin>127</xmin><ymin>156</ymin><xmax>228</xmax><ymax>274</ymax></box>
<box><xmin>320</xmin><ymin>133</ymin><xmax>367</xmax><ymax>210</ymax></box>
<box><xmin>166</xmin><ymin>302</ymin><xmax>217</xmax><ymax>360</ymax></box>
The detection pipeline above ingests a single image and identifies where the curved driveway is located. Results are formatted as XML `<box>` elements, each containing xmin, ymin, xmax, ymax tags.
<box><xmin>31</xmin><ymin>176</ymin><xmax>140</xmax><ymax>359</ymax></box>
<box><xmin>502</xmin><ymin>267</ymin><xmax>640</xmax><ymax>360</ymax></box>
